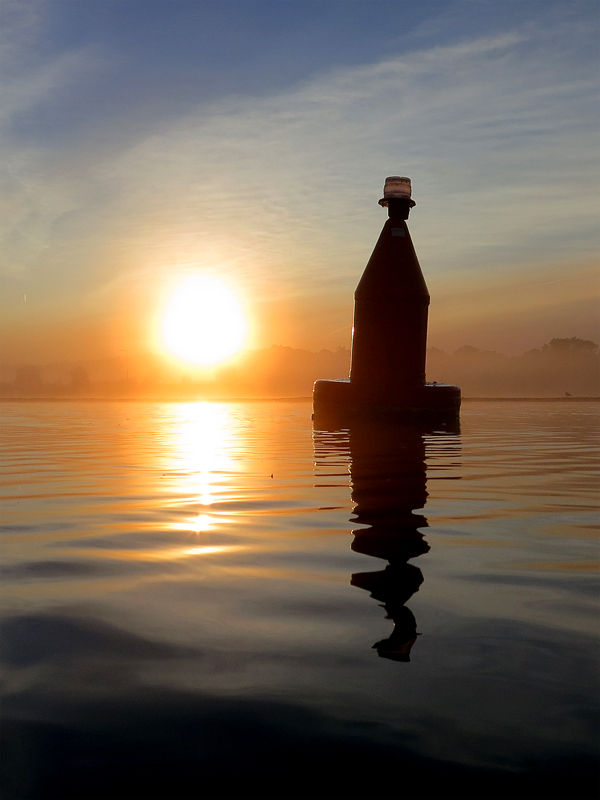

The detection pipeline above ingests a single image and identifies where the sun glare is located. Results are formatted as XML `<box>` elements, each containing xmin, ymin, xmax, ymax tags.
<box><xmin>163</xmin><ymin>276</ymin><xmax>246</xmax><ymax>364</ymax></box>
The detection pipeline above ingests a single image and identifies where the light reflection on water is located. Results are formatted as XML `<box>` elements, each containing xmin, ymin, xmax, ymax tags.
<box><xmin>160</xmin><ymin>402</ymin><xmax>241</xmax><ymax>554</ymax></box>
<box><xmin>167</xmin><ymin>401</ymin><xmax>234</xmax><ymax>518</ymax></box>
<box><xmin>0</xmin><ymin>400</ymin><xmax>598</xmax><ymax>799</ymax></box>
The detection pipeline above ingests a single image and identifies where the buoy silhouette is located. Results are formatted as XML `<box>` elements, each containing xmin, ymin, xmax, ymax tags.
<box><xmin>313</xmin><ymin>177</ymin><xmax>460</xmax><ymax>423</ymax></box>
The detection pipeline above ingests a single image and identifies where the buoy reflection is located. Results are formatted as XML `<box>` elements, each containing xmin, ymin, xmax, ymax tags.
<box><xmin>314</xmin><ymin>418</ymin><xmax>460</xmax><ymax>662</ymax></box>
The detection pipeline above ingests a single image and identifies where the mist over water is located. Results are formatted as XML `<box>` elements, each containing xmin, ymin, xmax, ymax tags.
<box><xmin>1</xmin><ymin>400</ymin><xmax>598</xmax><ymax>799</ymax></box>
<box><xmin>1</xmin><ymin>337</ymin><xmax>599</xmax><ymax>399</ymax></box>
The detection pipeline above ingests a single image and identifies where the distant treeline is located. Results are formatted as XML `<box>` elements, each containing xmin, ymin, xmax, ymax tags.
<box><xmin>1</xmin><ymin>338</ymin><xmax>598</xmax><ymax>398</ymax></box>
<box><xmin>427</xmin><ymin>338</ymin><xmax>600</xmax><ymax>397</ymax></box>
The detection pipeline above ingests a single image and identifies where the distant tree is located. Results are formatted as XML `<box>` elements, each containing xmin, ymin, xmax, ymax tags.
<box><xmin>517</xmin><ymin>338</ymin><xmax>600</xmax><ymax>396</ymax></box>
<box><xmin>453</xmin><ymin>345</ymin><xmax>507</xmax><ymax>361</ymax></box>
<box><xmin>542</xmin><ymin>337</ymin><xmax>598</xmax><ymax>354</ymax></box>
<box><xmin>427</xmin><ymin>347</ymin><xmax>448</xmax><ymax>358</ymax></box>
<box><xmin>13</xmin><ymin>366</ymin><xmax>43</xmax><ymax>393</ymax></box>
<box><xmin>69</xmin><ymin>366</ymin><xmax>90</xmax><ymax>392</ymax></box>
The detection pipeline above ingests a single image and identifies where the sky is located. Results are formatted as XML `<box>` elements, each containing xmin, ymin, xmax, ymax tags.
<box><xmin>1</xmin><ymin>0</ymin><xmax>599</xmax><ymax>365</ymax></box>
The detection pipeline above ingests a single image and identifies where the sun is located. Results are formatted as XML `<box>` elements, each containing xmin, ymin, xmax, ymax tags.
<box><xmin>163</xmin><ymin>276</ymin><xmax>247</xmax><ymax>364</ymax></box>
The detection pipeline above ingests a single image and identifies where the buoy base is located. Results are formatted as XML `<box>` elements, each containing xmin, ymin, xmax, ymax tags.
<box><xmin>313</xmin><ymin>378</ymin><xmax>461</xmax><ymax>427</ymax></box>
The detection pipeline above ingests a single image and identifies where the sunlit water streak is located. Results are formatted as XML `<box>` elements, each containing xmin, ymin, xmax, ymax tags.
<box><xmin>0</xmin><ymin>400</ymin><xmax>598</xmax><ymax>799</ymax></box>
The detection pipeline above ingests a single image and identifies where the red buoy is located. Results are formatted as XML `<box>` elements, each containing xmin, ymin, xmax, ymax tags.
<box><xmin>313</xmin><ymin>177</ymin><xmax>460</xmax><ymax>423</ymax></box>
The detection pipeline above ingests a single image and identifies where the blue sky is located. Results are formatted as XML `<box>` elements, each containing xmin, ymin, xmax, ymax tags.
<box><xmin>1</xmin><ymin>0</ymin><xmax>599</xmax><ymax>362</ymax></box>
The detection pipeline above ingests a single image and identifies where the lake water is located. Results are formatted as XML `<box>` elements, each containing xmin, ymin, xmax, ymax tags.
<box><xmin>1</xmin><ymin>399</ymin><xmax>598</xmax><ymax>799</ymax></box>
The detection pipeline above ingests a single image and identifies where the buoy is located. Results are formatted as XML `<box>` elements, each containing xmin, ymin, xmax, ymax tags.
<box><xmin>313</xmin><ymin>177</ymin><xmax>460</xmax><ymax>423</ymax></box>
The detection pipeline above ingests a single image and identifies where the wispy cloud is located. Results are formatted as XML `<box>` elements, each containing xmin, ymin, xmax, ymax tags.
<box><xmin>105</xmin><ymin>24</ymin><xmax>598</xmax><ymax>289</ymax></box>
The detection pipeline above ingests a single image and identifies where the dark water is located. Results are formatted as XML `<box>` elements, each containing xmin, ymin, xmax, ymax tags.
<box><xmin>1</xmin><ymin>400</ymin><xmax>598</xmax><ymax>799</ymax></box>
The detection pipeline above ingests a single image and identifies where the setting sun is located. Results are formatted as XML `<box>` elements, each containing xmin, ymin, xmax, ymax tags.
<box><xmin>163</xmin><ymin>276</ymin><xmax>247</xmax><ymax>364</ymax></box>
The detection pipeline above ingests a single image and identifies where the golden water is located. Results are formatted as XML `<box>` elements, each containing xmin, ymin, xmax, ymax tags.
<box><xmin>1</xmin><ymin>400</ymin><xmax>598</xmax><ymax>799</ymax></box>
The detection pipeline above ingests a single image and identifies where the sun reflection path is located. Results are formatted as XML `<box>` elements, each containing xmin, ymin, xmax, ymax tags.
<box><xmin>167</xmin><ymin>403</ymin><xmax>236</xmax><ymax>535</ymax></box>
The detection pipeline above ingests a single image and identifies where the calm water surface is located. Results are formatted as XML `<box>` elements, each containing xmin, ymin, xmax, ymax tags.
<box><xmin>1</xmin><ymin>400</ymin><xmax>598</xmax><ymax>799</ymax></box>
